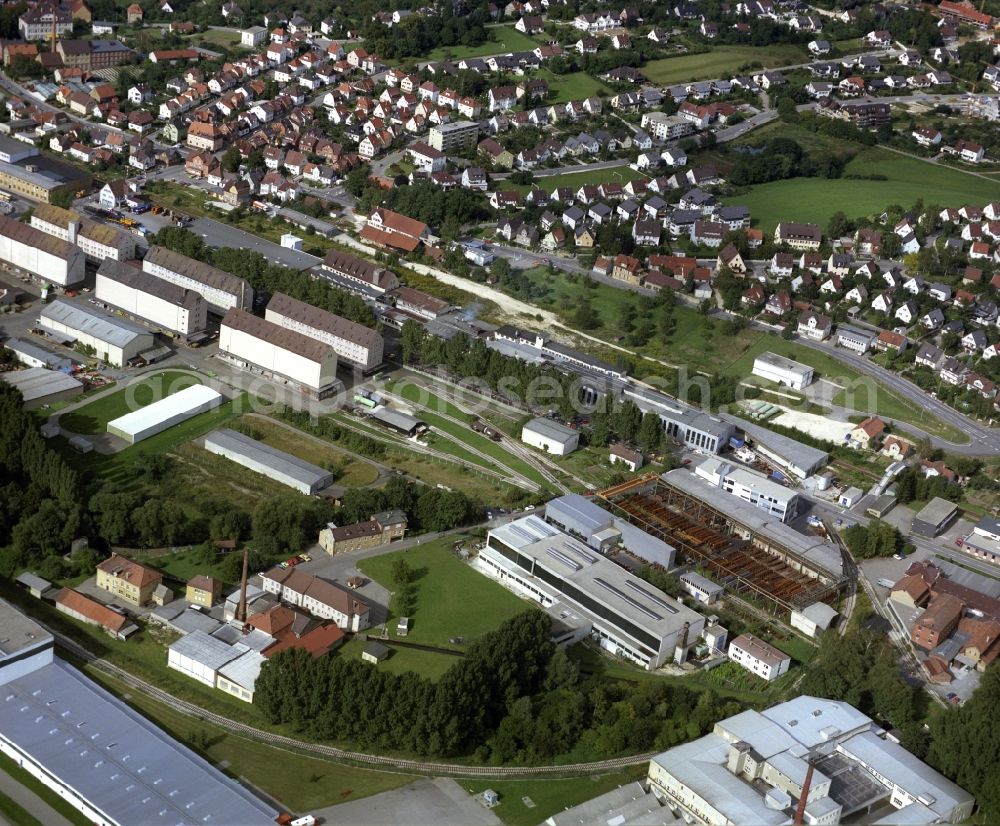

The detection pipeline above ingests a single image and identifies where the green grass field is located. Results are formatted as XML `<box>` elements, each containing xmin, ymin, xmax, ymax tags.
<box><xmin>725</xmin><ymin>149</ymin><xmax>1000</xmax><ymax>232</ymax></box>
<box><xmin>384</xmin><ymin>379</ymin><xmax>477</xmax><ymax>422</ymax></box>
<box><xmin>423</xmin><ymin>25</ymin><xmax>539</xmax><ymax>61</ymax></box>
<box><xmin>338</xmin><ymin>639</ymin><xmax>460</xmax><ymax>681</ymax></box>
<box><xmin>358</xmin><ymin>538</ymin><xmax>529</xmax><ymax>649</ymax></box>
<box><xmin>643</xmin><ymin>44</ymin><xmax>807</xmax><ymax>85</ymax></box>
<box><xmin>60</xmin><ymin>370</ymin><xmax>201</xmax><ymax>434</ymax></box>
<box><xmin>464</xmin><ymin>769</ymin><xmax>647</xmax><ymax>826</ymax></box>
<box><xmin>534</xmin><ymin>69</ymin><xmax>612</xmax><ymax>103</ymax></box>
<box><xmin>516</xmin><ymin>165</ymin><xmax>648</xmax><ymax>195</ymax></box>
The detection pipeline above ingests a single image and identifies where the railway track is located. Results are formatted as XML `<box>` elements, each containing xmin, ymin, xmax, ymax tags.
<box><xmin>51</xmin><ymin>629</ymin><xmax>654</xmax><ymax>778</ymax></box>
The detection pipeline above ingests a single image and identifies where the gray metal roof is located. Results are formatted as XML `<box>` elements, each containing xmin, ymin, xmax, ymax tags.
<box><xmin>0</xmin><ymin>659</ymin><xmax>277</xmax><ymax>825</ymax></box>
<box><xmin>544</xmin><ymin>493</ymin><xmax>612</xmax><ymax>536</ymax></box>
<box><xmin>545</xmin><ymin>782</ymin><xmax>680</xmax><ymax>826</ymax></box>
<box><xmin>169</xmin><ymin>628</ymin><xmax>245</xmax><ymax>671</ymax></box>
<box><xmin>523</xmin><ymin>416</ymin><xmax>577</xmax><ymax>444</ymax></box>
<box><xmin>798</xmin><ymin>601</ymin><xmax>838</xmax><ymax>628</ymax></box>
<box><xmin>216</xmin><ymin>648</ymin><xmax>265</xmax><ymax>689</ymax></box>
<box><xmin>4</xmin><ymin>337</ymin><xmax>73</xmax><ymax>370</ymax></box>
<box><xmin>41</xmin><ymin>299</ymin><xmax>151</xmax><ymax>348</ymax></box>
<box><xmin>204</xmin><ymin>428</ymin><xmax>332</xmax><ymax>488</ymax></box>
<box><xmin>721</xmin><ymin>412</ymin><xmax>828</xmax><ymax>476</ymax></box>
<box><xmin>754</xmin><ymin>351</ymin><xmax>812</xmax><ymax>376</ymax></box>
<box><xmin>0</xmin><ymin>597</ymin><xmax>51</xmax><ymax>658</ymax></box>
<box><xmin>369</xmin><ymin>406</ymin><xmax>424</xmax><ymax>433</ymax></box>
<box><xmin>626</xmin><ymin>386</ymin><xmax>734</xmax><ymax>440</ymax></box>
<box><xmin>1</xmin><ymin>366</ymin><xmax>82</xmax><ymax>402</ymax></box>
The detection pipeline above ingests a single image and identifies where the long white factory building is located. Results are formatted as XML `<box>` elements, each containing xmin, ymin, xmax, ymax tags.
<box><xmin>40</xmin><ymin>300</ymin><xmax>154</xmax><ymax>367</ymax></box>
<box><xmin>219</xmin><ymin>308</ymin><xmax>339</xmax><ymax>398</ymax></box>
<box><xmin>0</xmin><ymin>598</ymin><xmax>279</xmax><ymax>826</ymax></box>
<box><xmin>107</xmin><ymin>383</ymin><xmax>223</xmax><ymax>444</ymax></box>
<box><xmin>96</xmin><ymin>259</ymin><xmax>208</xmax><ymax>336</ymax></box>
<box><xmin>481</xmin><ymin>515</ymin><xmax>704</xmax><ymax>670</ymax></box>
<box><xmin>142</xmin><ymin>245</ymin><xmax>252</xmax><ymax>315</ymax></box>
<box><xmin>265</xmin><ymin>291</ymin><xmax>384</xmax><ymax>371</ymax></box>
<box><xmin>0</xmin><ymin>214</ymin><xmax>85</xmax><ymax>286</ymax></box>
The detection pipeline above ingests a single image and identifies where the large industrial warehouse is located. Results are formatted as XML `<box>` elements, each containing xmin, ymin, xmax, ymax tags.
<box><xmin>142</xmin><ymin>245</ymin><xmax>253</xmax><ymax>315</ymax></box>
<box><xmin>96</xmin><ymin>259</ymin><xmax>208</xmax><ymax>336</ymax></box>
<box><xmin>219</xmin><ymin>308</ymin><xmax>340</xmax><ymax>398</ymax></box>
<box><xmin>1</xmin><ymin>366</ymin><xmax>83</xmax><ymax>409</ymax></box>
<box><xmin>0</xmin><ymin>214</ymin><xmax>85</xmax><ymax>286</ymax></box>
<box><xmin>265</xmin><ymin>291</ymin><xmax>384</xmax><ymax>371</ymax></box>
<box><xmin>30</xmin><ymin>203</ymin><xmax>135</xmax><ymax>263</ymax></box>
<box><xmin>203</xmin><ymin>428</ymin><xmax>334</xmax><ymax>494</ymax></box>
<box><xmin>107</xmin><ymin>383</ymin><xmax>223</xmax><ymax>444</ymax></box>
<box><xmin>39</xmin><ymin>300</ymin><xmax>154</xmax><ymax>367</ymax></box>
<box><xmin>0</xmin><ymin>599</ymin><xmax>279</xmax><ymax>826</ymax></box>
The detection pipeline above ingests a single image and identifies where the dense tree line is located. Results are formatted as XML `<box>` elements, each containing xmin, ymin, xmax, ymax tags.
<box><xmin>892</xmin><ymin>468</ymin><xmax>962</xmax><ymax>505</ymax></box>
<box><xmin>728</xmin><ymin>137</ymin><xmax>845</xmax><ymax>187</ymax></box>
<box><xmin>150</xmin><ymin>228</ymin><xmax>375</xmax><ymax>327</ymax></box>
<box><xmin>334</xmin><ymin>475</ymin><xmax>479</xmax><ymax>533</ymax></box>
<box><xmin>358</xmin><ymin>181</ymin><xmax>490</xmax><ymax>235</ymax></box>
<box><xmin>0</xmin><ymin>385</ymin><xmax>82</xmax><ymax>576</ymax></box>
<box><xmin>362</xmin><ymin>2</ymin><xmax>490</xmax><ymax>61</ymax></box>
<box><xmin>842</xmin><ymin>519</ymin><xmax>909</xmax><ymax>559</ymax></box>
<box><xmin>256</xmin><ymin>610</ymin><xmax>740</xmax><ymax>761</ymax></box>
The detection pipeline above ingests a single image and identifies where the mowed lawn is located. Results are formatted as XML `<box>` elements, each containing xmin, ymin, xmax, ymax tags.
<box><xmin>358</xmin><ymin>539</ymin><xmax>529</xmax><ymax>649</ymax></box>
<box><xmin>535</xmin><ymin>69</ymin><xmax>611</xmax><ymax>103</ymax></box>
<box><xmin>643</xmin><ymin>44</ymin><xmax>807</xmax><ymax>84</ymax></box>
<box><xmin>725</xmin><ymin>151</ymin><xmax>1000</xmax><ymax>232</ymax></box>
<box><xmin>512</xmin><ymin>165</ymin><xmax>648</xmax><ymax>194</ymax></box>
<box><xmin>337</xmin><ymin>639</ymin><xmax>460</xmax><ymax>681</ymax></box>
<box><xmin>60</xmin><ymin>371</ymin><xmax>201</xmax><ymax>434</ymax></box>
<box><xmin>424</xmin><ymin>25</ymin><xmax>539</xmax><ymax>61</ymax></box>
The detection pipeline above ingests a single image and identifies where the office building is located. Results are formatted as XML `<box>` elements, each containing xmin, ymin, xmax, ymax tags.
<box><xmin>911</xmin><ymin>497</ymin><xmax>959</xmax><ymax>538</ymax></box>
<box><xmin>836</xmin><ymin>324</ymin><xmax>876</xmax><ymax>355</ymax></box>
<box><xmin>647</xmin><ymin>696</ymin><xmax>974</xmax><ymax>826</ymax></box>
<box><xmin>694</xmin><ymin>457</ymin><xmax>800</xmax><ymax>523</ymax></box>
<box><xmin>480</xmin><ymin>515</ymin><xmax>704</xmax><ymax>669</ymax></box>
<box><xmin>265</xmin><ymin>291</ymin><xmax>383</xmax><ymax>371</ymax></box>
<box><xmin>96</xmin><ymin>259</ymin><xmax>207</xmax><ymax>336</ymax></box>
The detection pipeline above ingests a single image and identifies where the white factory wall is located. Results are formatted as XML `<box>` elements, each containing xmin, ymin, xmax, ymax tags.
<box><xmin>96</xmin><ymin>273</ymin><xmax>207</xmax><ymax>335</ymax></box>
<box><xmin>143</xmin><ymin>260</ymin><xmax>246</xmax><ymax>313</ymax></box>
<box><xmin>219</xmin><ymin>324</ymin><xmax>336</xmax><ymax>391</ymax></box>
<box><xmin>39</xmin><ymin>316</ymin><xmax>151</xmax><ymax>367</ymax></box>
<box><xmin>0</xmin><ymin>237</ymin><xmax>84</xmax><ymax>286</ymax></box>
<box><xmin>265</xmin><ymin>308</ymin><xmax>383</xmax><ymax>370</ymax></box>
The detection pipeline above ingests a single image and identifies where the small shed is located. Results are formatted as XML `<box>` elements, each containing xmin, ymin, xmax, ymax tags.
<box><xmin>839</xmin><ymin>486</ymin><xmax>863</xmax><ymax>508</ymax></box>
<box><xmin>397</xmin><ymin>616</ymin><xmax>409</xmax><ymax>637</ymax></box>
<box><xmin>361</xmin><ymin>641</ymin><xmax>390</xmax><ymax>664</ymax></box>
<box><xmin>791</xmin><ymin>602</ymin><xmax>839</xmax><ymax>638</ymax></box>
<box><xmin>482</xmin><ymin>790</ymin><xmax>500</xmax><ymax>807</ymax></box>
<box><xmin>152</xmin><ymin>583</ymin><xmax>173</xmax><ymax>606</ymax></box>
<box><xmin>15</xmin><ymin>572</ymin><xmax>53</xmax><ymax>599</ymax></box>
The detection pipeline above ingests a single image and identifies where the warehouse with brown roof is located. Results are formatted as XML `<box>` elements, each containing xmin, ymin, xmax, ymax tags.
<box><xmin>264</xmin><ymin>291</ymin><xmax>383</xmax><ymax>371</ymax></box>
<box><xmin>321</xmin><ymin>248</ymin><xmax>399</xmax><ymax>294</ymax></box>
<box><xmin>143</xmin><ymin>245</ymin><xmax>252</xmax><ymax>315</ymax></box>
<box><xmin>0</xmin><ymin>214</ymin><xmax>85</xmax><ymax>286</ymax></box>
<box><xmin>30</xmin><ymin>202</ymin><xmax>135</xmax><ymax>263</ymax></box>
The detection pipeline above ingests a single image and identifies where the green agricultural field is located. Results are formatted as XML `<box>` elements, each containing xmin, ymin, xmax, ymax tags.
<box><xmin>725</xmin><ymin>150</ymin><xmax>1000</xmax><ymax>232</ymax></box>
<box><xmin>463</xmin><ymin>769</ymin><xmax>647</xmax><ymax>826</ymax></box>
<box><xmin>512</xmin><ymin>165</ymin><xmax>648</xmax><ymax>194</ymax></box>
<box><xmin>423</xmin><ymin>25</ymin><xmax>539</xmax><ymax>61</ymax></box>
<box><xmin>534</xmin><ymin>69</ymin><xmax>612</xmax><ymax>103</ymax></box>
<box><xmin>358</xmin><ymin>538</ymin><xmax>529</xmax><ymax>648</ymax></box>
<box><xmin>643</xmin><ymin>44</ymin><xmax>807</xmax><ymax>85</ymax></box>
<box><xmin>59</xmin><ymin>371</ymin><xmax>201</xmax><ymax>434</ymax></box>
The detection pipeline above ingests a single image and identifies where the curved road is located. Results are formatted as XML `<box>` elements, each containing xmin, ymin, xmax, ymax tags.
<box><xmin>52</xmin><ymin>629</ymin><xmax>653</xmax><ymax>778</ymax></box>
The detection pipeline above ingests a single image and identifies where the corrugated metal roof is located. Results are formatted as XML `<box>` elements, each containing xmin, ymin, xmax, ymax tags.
<box><xmin>204</xmin><ymin>428</ymin><xmax>332</xmax><ymax>487</ymax></box>
<box><xmin>40</xmin><ymin>299</ymin><xmax>151</xmax><ymax>349</ymax></box>
<box><xmin>0</xmin><ymin>366</ymin><xmax>82</xmax><ymax>402</ymax></box>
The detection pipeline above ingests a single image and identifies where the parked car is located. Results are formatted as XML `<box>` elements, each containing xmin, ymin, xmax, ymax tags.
<box><xmin>298</xmin><ymin>553</ymin><xmax>311</xmax><ymax>562</ymax></box>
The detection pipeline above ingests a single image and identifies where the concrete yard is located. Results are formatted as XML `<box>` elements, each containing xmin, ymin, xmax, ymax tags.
<box><xmin>772</xmin><ymin>406</ymin><xmax>853</xmax><ymax>443</ymax></box>
<box><xmin>316</xmin><ymin>778</ymin><xmax>503</xmax><ymax>826</ymax></box>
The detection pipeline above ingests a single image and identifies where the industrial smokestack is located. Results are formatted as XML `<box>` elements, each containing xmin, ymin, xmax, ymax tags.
<box><xmin>236</xmin><ymin>547</ymin><xmax>249</xmax><ymax>622</ymax></box>
<box><xmin>793</xmin><ymin>761</ymin><xmax>815</xmax><ymax>826</ymax></box>
<box><xmin>674</xmin><ymin>621</ymin><xmax>690</xmax><ymax>664</ymax></box>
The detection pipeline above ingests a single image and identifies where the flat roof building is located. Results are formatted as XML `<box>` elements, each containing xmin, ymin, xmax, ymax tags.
<box><xmin>694</xmin><ymin>457</ymin><xmax>800</xmax><ymax>523</ymax></box>
<box><xmin>0</xmin><ymin>214</ymin><xmax>85</xmax><ymax>286</ymax></box>
<box><xmin>219</xmin><ymin>308</ymin><xmax>339</xmax><ymax>398</ymax></box>
<box><xmin>429</xmin><ymin>120</ymin><xmax>481</xmax><ymax>152</ymax></box>
<box><xmin>203</xmin><ymin>428</ymin><xmax>334</xmax><ymax>494</ymax></box>
<box><xmin>0</xmin><ymin>600</ymin><xmax>278</xmax><ymax>825</ymax></box>
<box><xmin>626</xmin><ymin>386</ymin><xmax>734</xmax><ymax>454</ymax></box>
<box><xmin>912</xmin><ymin>497</ymin><xmax>959</xmax><ymax>538</ymax></box>
<box><xmin>721</xmin><ymin>412</ymin><xmax>829</xmax><ymax>479</ymax></box>
<box><xmin>107</xmin><ymin>383</ymin><xmax>223</xmax><ymax>444</ymax></box>
<box><xmin>752</xmin><ymin>351</ymin><xmax>815</xmax><ymax>391</ymax></box>
<box><xmin>265</xmin><ymin>291</ymin><xmax>383</xmax><ymax>371</ymax></box>
<box><xmin>96</xmin><ymin>259</ymin><xmax>208</xmax><ymax>336</ymax></box>
<box><xmin>522</xmin><ymin>416</ymin><xmax>579</xmax><ymax>456</ymax></box>
<box><xmin>836</xmin><ymin>324</ymin><xmax>877</xmax><ymax>355</ymax></box>
<box><xmin>0</xmin><ymin>135</ymin><xmax>90</xmax><ymax>204</ymax></box>
<box><xmin>481</xmin><ymin>515</ymin><xmax>704</xmax><ymax>669</ymax></box>
<box><xmin>679</xmin><ymin>570</ymin><xmax>724</xmax><ymax>604</ymax></box>
<box><xmin>143</xmin><ymin>245</ymin><xmax>252</xmax><ymax>315</ymax></box>
<box><xmin>40</xmin><ymin>299</ymin><xmax>154</xmax><ymax>367</ymax></box>
<box><xmin>544</xmin><ymin>782</ymin><xmax>678</xmax><ymax>826</ymax></box>
<box><xmin>647</xmin><ymin>696</ymin><xmax>974</xmax><ymax>826</ymax></box>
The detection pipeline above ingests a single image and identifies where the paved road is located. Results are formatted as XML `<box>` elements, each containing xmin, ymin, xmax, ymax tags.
<box><xmin>492</xmin><ymin>158</ymin><xmax>633</xmax><ymax>180</ymax></box>
<box><xmin>0</xmin><ymin>765</ymin><xmax>76</xmax><ymax>826</ymax></box>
